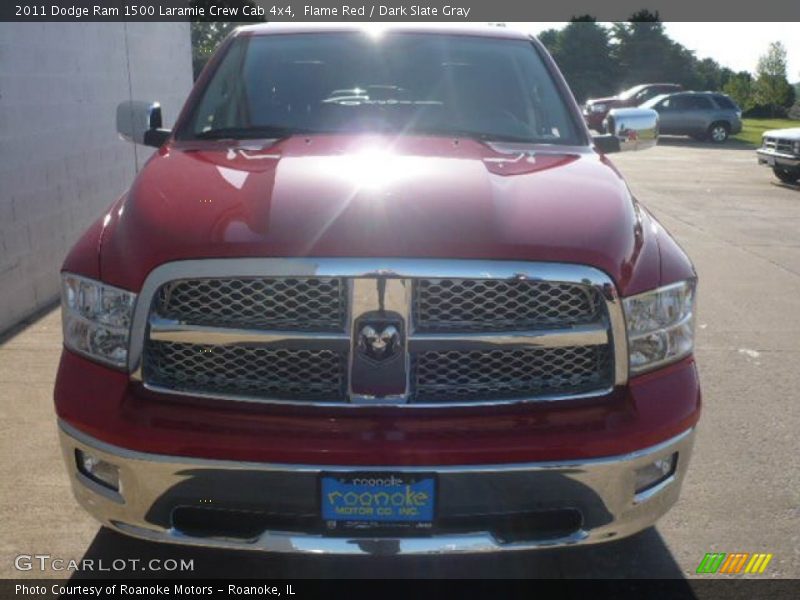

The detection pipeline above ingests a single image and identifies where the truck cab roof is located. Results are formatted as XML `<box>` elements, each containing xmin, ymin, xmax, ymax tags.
<box><xmin>235</xmin><ymin>22</ymin><xmax>531</xmax><ymax>41</ymax></box>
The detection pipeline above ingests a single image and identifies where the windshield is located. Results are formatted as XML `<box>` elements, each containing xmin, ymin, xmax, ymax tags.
<box><xmin>180</xmin><ymin>32</ymin><xmax>581</xmax><ymax>145</ymax></box>
<box><xmin>618</xmin><ymin>84</ymin><xmax>648</xmax><ymax>101</ymax></box>
<box><xmin>640</xmin><ymin>94</ymin><xmax>669</xmax><ymax>109</ymax></box>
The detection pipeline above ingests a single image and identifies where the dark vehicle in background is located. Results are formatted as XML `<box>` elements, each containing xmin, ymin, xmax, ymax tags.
<box><xmin>584</xmin><ymin>83</ymin><xmax>683</xmax><ymax>131</ymax></box>
<box><xmin>757</xmin><ymin>128</ymin><xmax>800</xmax><ymax>183</ymax></box>
<box><xmin>641</xmin><ymin>91</ymin><xmax>742</xmax><ymax>143</ymax></box>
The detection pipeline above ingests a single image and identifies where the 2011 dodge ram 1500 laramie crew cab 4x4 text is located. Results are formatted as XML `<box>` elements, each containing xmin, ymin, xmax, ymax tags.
<box><xmin>55</xmin><ymin>24</ymin><xmax>700</xmax><ymax>555</ymax></box>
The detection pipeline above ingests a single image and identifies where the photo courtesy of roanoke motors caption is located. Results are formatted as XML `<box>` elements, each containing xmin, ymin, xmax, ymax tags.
<box><xmin>0</xmin><ymin>0</ymin><xmax>799</xmax><ymax>594</ymax></box>
<box><xmin>15</xmin><ymin>584</ymin><xmax>296</xmax><ymax>596</ymax></box>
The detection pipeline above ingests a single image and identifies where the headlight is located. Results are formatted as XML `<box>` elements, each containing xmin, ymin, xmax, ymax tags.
<box><xmin>623</xmin><ymin>280</ymin><xmax>696</xmax><ymax>374</ymax></box>
<box><xmin>591</xmin><ymin>104</ymin><xmax>608</xmax><ymax>113</ymax></box>
<box><xmin>793</xmin><ymin>141</ymin><xmax>800</xmax><ymax>155</ymax></box>
<box><xmin>61</xmin><ymin>273</ymin><xmax>137</xmax><ymax>369</ymax></box>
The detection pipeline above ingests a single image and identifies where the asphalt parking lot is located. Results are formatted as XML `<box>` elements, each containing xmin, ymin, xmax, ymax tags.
<box><xmin>1</xmin><ymin>138</ymin><xmax>798</xmax><ymax>580</ymax></box>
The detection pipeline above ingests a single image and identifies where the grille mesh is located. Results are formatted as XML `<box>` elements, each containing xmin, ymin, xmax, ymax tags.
<box><xmin>143</xmin><ymin>271</ymin><xmax>613</xmax><ymax>405</ymax></box>
<box><xmin>144</xmin><ymin>341</ymin><xmax>348</xmax><ymax>402</ymax></box>
<box><xmin>411</xmin><ymin>345</ymin><xmax>611</xmax><ymax>402</ymax></box>
<box><xmin>154</xmin><ymin>277</ymin><xmax>347</xmax><ymax>331</ymax></box>
<box><xmin>413</xmin><ymin>279</ymin><xmax>601</xmax><ymax>332</ymax></box>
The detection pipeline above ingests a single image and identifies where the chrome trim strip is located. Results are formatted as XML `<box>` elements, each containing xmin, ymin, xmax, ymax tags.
<box><xmin>409</xmin><ymin>322</ymin><xmax>608</xmax><ymax>351</ymax></box>
<box><xmin>756</xmin><ymin>148</ymin><xmax>800</xmax><ymax>168</ymax></box>
<box><xmin>112</xmin><ymin>522</ymin><xmax>590</xmax><ymax>554</ymax></box>
<box><xmin>148</xmin><ymin>316</ymin><xmax>350</xmax><ymax>350</ymax></box>
<box><xmin>141</xmin><ymin>382</ymin><xmax>349</xmax><ymax>407</ymax></box>
<box><xmin>603</xmin><ymin>283</ymin><xmax>628</xmax><ymax>386</ymax></box>
<box><xmin>141</xmin><ymin>382</ymin><xmax>615</xmax><ymax>409</ymax></box>
<box><xmin>128</xmin><ymin>258</ymin><xmax>628</xmax><ymax>407</ymax></box>
<box><xmin>60</xmin><ymin>419</ymin><xmax>692</xmax><ymax>473</ymax></box>
<box><xmin>756</xmin><ymin>148</ymin><xmax>800</xmax><ymax>160</ymax></box>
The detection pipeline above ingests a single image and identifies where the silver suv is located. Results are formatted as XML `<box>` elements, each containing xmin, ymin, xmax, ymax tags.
<box><xmin>641</xmin><ymin>91</ymin><xmax>742</xmax><ymax>143</ymax></box>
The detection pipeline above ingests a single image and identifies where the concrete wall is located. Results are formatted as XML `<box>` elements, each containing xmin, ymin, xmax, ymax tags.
<box><xmin>0</xmin><ymin>23</ymin><xmax>193</xmax><ymax>334</ymax></box>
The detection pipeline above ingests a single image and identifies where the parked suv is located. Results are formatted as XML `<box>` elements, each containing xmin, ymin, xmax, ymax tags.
<box><xmin>584</xmin><ymin>83</ymin><xmax>683</xmax><ymax>132</ymax></box>
<box><xmin>642</xmin><ymin>91</ymin><xmax>742</xmax><ymax>143</ymax></box>
<box><xmin>55</xmin><ymin>25</ymin><xmax>700</xmax><ymax>555</ymax></box>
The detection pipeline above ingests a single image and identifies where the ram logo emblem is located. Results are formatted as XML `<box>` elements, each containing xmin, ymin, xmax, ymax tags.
<box><xmin>357</xmin><ymin>324</ymin><xmax>401</xmax><ymax>362</ymax></box>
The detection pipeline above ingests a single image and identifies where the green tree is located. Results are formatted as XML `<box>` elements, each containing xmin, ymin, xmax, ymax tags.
<box><xmin>723</xmin><ymin>71</ymin><xmax>754</xmax><ymax>111</ymax></box>
<box><xmin>611</xmin><ymin>13</ymin><xmax>664</xmax><ymax>85</ymax></box>
<box><xmin>191</xmin><ymin>22</ymin><xmax>238</xmax><ymax>79</ymax></box>
<box><xmin>753</xmin><ymin>42</ymin><xmax>793</xmax><ymax>116</ymax></box>
<box><xmin>189</xmin><ymin>0</ymin><xmax>265</xmax><ymax>79</ymax></box>
<box><xmin>793</xmin><ymin>80</ymin><xmax>800</xmax><ymax>120</ymax></box>
<box><xmin>695</xmin><ymin>58</ymin><xmax>732</xmax><ymax>91</ymax></box>
<box><xmin>539</xmin><ymin>19</ymin><xmax>618</xmax><ymax>103</ymax></box>
<box><xmin>537</xmin><ymin>28</ymin><xmax>560</xmax><ymax>54</ymax></box>
<box><xmin>611</xmin><ymin>11</ymin><xmax>742</xmax><ymax>91</ymax></box>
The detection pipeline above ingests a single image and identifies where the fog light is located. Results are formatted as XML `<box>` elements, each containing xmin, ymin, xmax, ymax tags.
<box><xmin>634</xmin><ymin>453</ymin><xmax>677</xmax><ymax>493</ymax></box>
<box><xmin>75</xmin><ymin>449</ymin><xmax>120</xmax><ymax>491</ymax></box>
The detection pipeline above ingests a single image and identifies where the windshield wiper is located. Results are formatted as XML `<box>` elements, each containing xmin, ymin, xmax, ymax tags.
<box><xmin>193</xmin><ymin>125</ymin><xmax>315</xmax><ymax>141</ymax></box>
<box><xmin>404</xmin><ymin>127</ymin><xmax>542</xmax><ymax>144</ymax></box>
<box><xmin>193</xmin><ymin>125</ymin><xmax>549</xmax><ymax>145</ymax></box>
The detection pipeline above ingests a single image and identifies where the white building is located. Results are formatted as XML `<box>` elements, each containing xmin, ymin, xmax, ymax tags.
<box><xmin>0</xmin><ymin>22</ymin><xmax>193</xmax><ymax>333</ymax></box>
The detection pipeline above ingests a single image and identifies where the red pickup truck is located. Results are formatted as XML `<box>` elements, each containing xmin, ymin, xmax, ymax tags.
<box><xmin>584</xmin><ymin>83</ymin><xmax>683</xmax><ymax>132</ymax></box>
<box><xmin>55</xmin><ymin>24</ymin><xmax>700</xmax><ymax>555</ymax></box>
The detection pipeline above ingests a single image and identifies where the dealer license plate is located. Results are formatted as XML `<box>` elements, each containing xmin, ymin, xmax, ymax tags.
<box><xmin>320</xmin><ymin>472</ymin><xmax>435</xmax><ymax>531</ymax></box>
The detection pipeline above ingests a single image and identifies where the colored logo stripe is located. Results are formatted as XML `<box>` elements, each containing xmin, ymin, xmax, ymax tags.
<box><xmin>719</xmin><ymin>553</ymin><xmax>749</xmax><ymax>573</ymax></box>
<box><xmin>696</xmin><ymin>552</ymin><xmax>773</xmax><ymax>574</ymax></box>
<box><xmin>697</xmin><ymin>553</ymin><xmax>726</xmax><ymax>573</ymax></box>
<box><xmin>744</xmin><ymin>553</ymin><xmax>773</xmax><ymax>574</ymax></box>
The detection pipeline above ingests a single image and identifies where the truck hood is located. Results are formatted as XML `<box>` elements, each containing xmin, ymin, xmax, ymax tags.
<box><xmin>763</xmin><ymin>128</ymin><xmax>800</xmax><ymax>141</ymax></box>
<box><xmin>100</xmin><ymin>135</ymin><xmax>662</xmax><ymax>295</ymax></box>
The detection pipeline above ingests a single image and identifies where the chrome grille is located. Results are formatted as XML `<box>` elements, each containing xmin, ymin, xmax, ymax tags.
<box><xmin>414</xmin><ymin>279</ymin><xmax>601</xmax><ymax>332</ymax></box>
<box><xmin>763</xmin><ymin>137</ymin><xmax>795</xmax><ymax>154</ymax></box>
<box><xmin>144</xmin><ymin>341</ymin><xmax>348</xmax><ymax>402</ymax></box>
<box><xmin>411</xmin><ymin>345</ymin><xmax>611</xmax><ymax>402</ymax></box>
<box><xmin>133</xmin><ymin>259</ymin><xmax>624</xmax><ymax>406</ymax></box>
<box><xmin>155</xmin><ymin>277</ymin><xmax>347</xmax><ymax>331</ymax></box>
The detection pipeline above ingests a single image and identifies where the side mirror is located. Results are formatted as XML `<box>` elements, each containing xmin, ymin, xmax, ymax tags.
<box><xmin>116</xmin><ymin>100</ymin><xmax>171</xmax><ymax>147</ymax></box>
<box><xmin>592</xmin><ymin>134</ymin><xmax>620</xmax><ymax>154</ymax></box>
<box><xmin>601</xmin><ymin>108</ymin><xmax>659</xmax><ymax>152</ymax></box>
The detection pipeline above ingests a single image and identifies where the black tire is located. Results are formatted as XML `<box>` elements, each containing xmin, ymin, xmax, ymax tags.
<box><xmin>707</xmin><ymin>122</ymin><xmax>730</xmax><ymax>144</ymax></box>
<box><xmin>773</xmin><ymin>167</ymin><xmax>800</xmax><ymax>184</ymax></box>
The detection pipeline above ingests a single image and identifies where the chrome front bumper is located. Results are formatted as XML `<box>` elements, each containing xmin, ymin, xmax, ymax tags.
<box><xmin>757</xmin><ymin>149</ymin><xmax>800</xmax><ymax>169</ymax></box>
<box><xmin>59</xmin><ymin>421</ymin><xmax>695</xmax><ymax>555</ymax></box>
